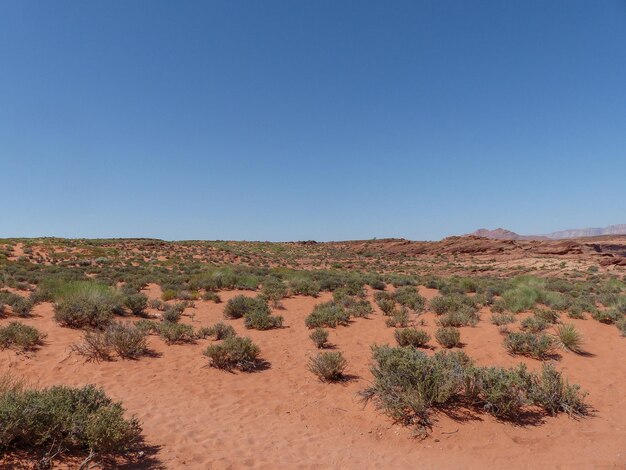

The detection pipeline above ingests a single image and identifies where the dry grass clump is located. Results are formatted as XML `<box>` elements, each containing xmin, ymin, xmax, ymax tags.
<box><xmin>308</xmin><ymin>351</ymin><xmax>347</xmax><ymax>381</ymax></box>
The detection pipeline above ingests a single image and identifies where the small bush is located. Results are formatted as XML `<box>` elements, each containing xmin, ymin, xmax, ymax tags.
<box><xmin>204</xmin><ymin>336</ymin><xmax>261</xmax><ymax>371</ymax></box>
<box><xmin>437</xmin><ymin>306</ymin><xmax>479</xmax><ymax>327</ymax></box>
<box><xmin>533</xmin><ymin>308</ymin><xmax>560</xmax><ymax>324</ymax></box>
<box><xmin>617</xmin><ymin>317</ymin><xmax>626</xmax><ymax>336</ymax></box>
<box><xmin>53</xmin><ymin>282</ymin><xmax>121</xmax><ymax>329</ymax></box>
<box><xmin>305</xmin><ymin>302</ymin><xmax>350</xmax><ymax>328</ymax></box>
<box><xmin>591</xmin><ymin>309</ymin><xmax>621</xmax><ymax>324</ymax></box>
<box><xmin>71</xmin><ymin>329</ymin><xmax>114</xmax><ymax>362</ymax></box>
<box><xmin>309</xmin><ymin>327</ymin><xmax>329</xmax><ymax>348</ymax></box>
<box><xmin>244</xmin><ymin>310</ymin><xmax>283</xmax><ymax>330</ymax></box>
<box><xmin>224</xmin><ymin>295</ymin><xmax>269</xmax><ymax>319</ymax></box>
<box><xmin>0</xmin><ymin>381</ymin><xmax>141</xmax><ymax>456</ymax></box>
<box><xmin>308</xmin><ymin>351</ymin><xmax>347</xmax><ymax>381</ymax></box>
<box><xmin>504</xmin><ymin>332</ymin><xmax>555</xmax><ymax>360</ymax></box>
<box><xmin>430</xmin><ymin>293</ymin><xmax>477</xmax><ymax>316</ymax></box>
<box><xmin>0</xmin><ymin>322</ymin><xmax>45</xmax><ymax>351</ymax></box>
<box><xmin>377</xmin><ymin>298</ymin><xmax>396</xmax><ymax>315</ymax></box>
<box><xmin>158</xmin><ymin>322</ymin><xmax>196</xmax><ymax>344</ymax></box>
<box><xmin>105</xmin><ymin>322</ymin><xmax>148</xmax><ymax>359</ymax></box>
<box><xmin>347</xmin><ymin>299</ymin><xmax>373</xmax><ymax>318</ymax></box>
<box><xmin>162</xmin><ymin>305</ymin><xmax>183</xmax><ymax>323</ymax></box>
<box><xmin>471</xmin><ymin>364</ymin><xmax>532</xmax><ymax>419</ymax></box>
<box><xmin>289</xmin><ymin>278</ymin><xmax>320</xmax><ymax>297</ymax></box>
<box><xmin>435</xmin><ymin>327</ymin><xmax>461</xmax><ymax>348</ymax></box>
<box><xmin>123</xmin><ymin>293</ymin><xmax>148</xmax><ymax>316</ymax></box>
<box><xmin>393</xmin><ymin>287</ymin><xmax>426</xmax><ymax>313</ymax></box>
<box><xmin>12</xmin><ymin>298</ymin><xmax>33</xmax><ymax>317</ymax></box>
<box><xmin>385</xmin><ymin>307</ymin><xmax>409</xmax><ymax>328</ymax></box>
<box><xmin>394</xmin><ymin>328</ymin><xmax>430</xmax><ymax>348</ymax></box>
<box><xmin>531</xmin><ymin>363</ymin><xmax>587</xmax><ymax>416</ymax></box>
<box><xmin>491</xmin><ymin>313</ymin><xmax>515</xmax><ymax>326</ymax></box>
<box><xmin>202</xmin><ymin>291</ymin><xmax>221</xmax><ymax>303</ymax></box>
<box><xmin>520</xmin><ymin>315</ymin><xmax>549</xmax><ymax>333</ymax></box>
<box><xmin>261</xmin><ymin>279</ymin><xmax>288</xmax><ymax>307</ymax></box>
<box><xmin>554</xmin><ymin>324</ymin><xmax>583</xmax><ymax>353</ymax></box>
<box><xmin>205</xmin><ymin>322</ymin><xmax>237</xmax><ymax>340</ymax></box>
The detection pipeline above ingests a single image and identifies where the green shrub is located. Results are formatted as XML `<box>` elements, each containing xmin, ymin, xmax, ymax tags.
<box><xmin>393</xmin><ymin>287</ymin><xmax>426</xmax><ymax>313</ymax></box>
<box><xmin>617</xmin><ymin>317</ymin><xmax>626</xmax><ymax>336</ymax></box>
<box><xmin>394</xmin><ymin>328</ymin><xmax>430</xmax><ymax>348</ymax></box>
<box><xmin>309</xmin><ymin>327</ymin><xmax>329</xmax><ymax>348</ymax></box>
<box><xmin>530</xmin><ymin>363</ymin><xmax>587</xmax><ymax>416</ymax></box>
<box><xmin>11</xmin><ymin>298</ymin><xmax>33</xmax><ymax>317</ymax></box>
<box><xmin>435</xmin><ymin>327</ymin><xmax>461</xmax><ymax>348</ymax></box>
<box><xmin>430</xmin><ymin>293</ymin><xmax>476</xmax><ymax>316</ymax></box>
<box><xmin>261</xmin><ymin>279</ymin><xmax>288</xmax><ymax>307</ymax></box>
<box><xmin>490</xmin><ymin>313</ymin><xmax>515</xmax><ymax>326</ymax></box>
<box><xmin>202</xmin><ymin>291</ymin><xmax>221</xmax><ymax>303</ymax></box>
<box><xmin>204</xmin><ymin>336</ymin><xmax>261</xmax><ymax>371</ymax></box>
<box><xmin>347</xmin><ymin>299</ymin><xmax>373</xmax><ymax>318</ymax></box>
<box><xmin>224</xmin><ymin>295</ymin><xmax>269</xmax><ymax>319</ymax></box>
<box><xmin>591</xmin><ymin>309</ymin><xmax>621</xmax><ymax>324</ymax></box>
<box><xmin>0</xmin><ymin>381</ymin><xmax>141</xmax><ymax>455</ymax></box>
<box><xmin>105</xmin><ymin>322</ymin><xmax>148</xmax><ymax>359</ymax></box>
<box><xmin>0</xmin><ymin>322</ymin><xmax>45</xmax><ymax>351</ymax></box>
<box><xmin>385</xmin><ymin>307</ymin><xmax>409</xmax><ymax>328</ymax></box>
<box><xmin>158</xmin><ymin>322</ymin><xmax>196</xmax><ymax>344</ymax></box>
<box><xmin>554</xmin><ymin>324</ymin><xmax>583</xmax><ymax>353</ymax></box>
<box><xmin>533</xmin><ymin>308</ymin><xmax>560</xmax><ymax>324</ymax></box>
<box><xmin>305</xmin><ymin>302</ymin><xmax>350</xmax><ymax>328</ymax></box>
<box><xmin>244</xmin><ymin>310</ymin><xmax>283</xmax><ymax>330</ymax></box>
<box><xmin>53</xmin><ymin>282</ymin><xmax>121</xmax><ymax>329</ymax></box>
<box><xmin>502</xmin><ymin>285</ymin><xmax>541</xmax><ymax>313</ymax></box>
<box><xmin>308</xmin><ymin>352</ymin><xmax>347</xmax><ymax>381</ymax></box>
<box><xmin>205</xmin><ymin>322</ymin><xmax>237</xmax><ymax>340</ymax></box>
<box><xmin>162</xmin><ymin>305</ymin><xmax>183</xmax><ymax>323</ymax></box>
<box><xmin>123</xmin><ymin>293</ymin><xmax>148</xmax><ymax>316</ymax></box>
<box><xmin>504</xmin><ymin>332</ymin><xmax>555</xmax><ymax>360</ymax></box>
<box><xmin>437</xmin><ymin>306</ymin><xmax>479</xmax><ymax>327</ymax></box>
<box><xmin>289</xmin><ymin>278</ymin><xmax>320</xmax><ymax>297</ymax></box>
<box><xmin>161</xmin><ymin>289</ymin><xmax>177</xmax><ymax>301</ymax></box>
<box><xmin>377</xmin><ymin>298</ymin><xmax>396</xmax><ymax>315</ymax></box>
<box><xmin>520</xmin><ymin>315</ymin><xmax>549</xmax><ymax>333</ymax></box>
<box><xmin>470</xmin><ymin>364</ymin><xmax>532</xmax><ymax>419</ymax></box>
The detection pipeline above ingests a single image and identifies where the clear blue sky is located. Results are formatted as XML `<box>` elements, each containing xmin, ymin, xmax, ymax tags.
<box><xmin>1</xmin><ymin>1</ymin><xmax>625</xmax><ymax>241</ymax></box>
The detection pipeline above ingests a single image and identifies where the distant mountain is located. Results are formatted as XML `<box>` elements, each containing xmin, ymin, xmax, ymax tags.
<box><xmin>468</xmin><ymin>224</ymin><xmax>626</xmax><ymax>240</ymax></box>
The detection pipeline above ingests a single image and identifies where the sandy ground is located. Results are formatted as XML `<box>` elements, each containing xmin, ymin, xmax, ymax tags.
<box><xmin>1</xmin><ymin>286</ymin><xmax>625</xmax><ymax>469</ymax></box>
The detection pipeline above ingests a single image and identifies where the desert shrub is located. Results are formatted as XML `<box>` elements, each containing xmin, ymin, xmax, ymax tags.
<box><xmin>244</xmin><ymin>310</ymin><xmax>283</xmax><ymax>330</ymax></box>
<box><xmin>437</xmin><ymin>306</ymin><xmax>480</xmax><ymax>327</ymax></box>
<box><xmin>71</xmin><ymin>329</ymin><xmax>114</xmax><ymax>362</ymax></box>
<box><xmin>504</xmin><ymin>332</ymin><xmax>555</xmax><ymax>360</ymax></box>
<box><xmin>542</xmin><ymin>291</ymin><xmax>569</xmax><ymax>310</ymax></box>
<box><xmin>361</xmin><ymin>346</ymin><xmax>587</xmax><ymax>433</ymax></box>
<box><xmin>533</xmin><ymin>308</ymin><xmax>560</xmax><ymax>324</ymax></box>
<box><xmin>261</xmin><ymin>279</ymin><xmax>288</xmax><ymax>307</ymax></box>
<box><xmin>305</xmin><ymin>302</ymin><xmax>350</xmax><ymax>328</ymax></box>
<box><xmin>205</xmin><ymin>322</ymin><xmax>237</xmax><ymax>340</ymax></box>
<box><xmin>530</xmin><ymin>363</ymin><xmax>587</xmax><ymax>416</ymax></box>
<box><xmin>369</xmin><ymin>278</ymin><xmax>386</xmax><ymax>290</ymax></box>
<box><xmin>0</xmin><ymin>381</ymin><xmax>141</xmax><ymax>456</ymax></box>
<box><xmin>490</xmin><ymin>300</ymin><xmax>507</xmax><ymax>313</ymax></box>
<box><xmin>347</xmin><ymin>299</ymin><xmax>373</xmax><ymax>318</ymax></box>
<box><xmin>53</xmin><ymin>282</ymin><xmax>121</xmax><ymax>329</ymax></box>
<box><xmin>385</xmin><ymin>307</ymin><xmax>409</xmax><ymax>328</ymax></box>
<box><xmin>148</xmin><ymin>298</ymin><xmax>166</xmax><ymax>310</ymax></box>
<box><xmin>393</xmin><ymin>286</ymin><xmax>426</xmax><ymax>313</ymax></box>
<box><xmin>161</xmin><ymin>289</ymin><xmax>177</xmax><ymax>301</ymax></box>
<box><xmin>158</xmin><ymin>322</ymin><xmax>196</xmax><ymax>344</ymax></box>
<box><xmin>123</xmin><ymin>293</ymin><xmax>148</xmax><ymax>316</ymax></box>
<box><xmin>435</xmin><ymin>327</ymin><xmax>461</xmax><ymax>348</ymax></box>
<box><xmin>308</xmin><ymin>351</ymin><xmax>347</xmax><ymax>381</ymax></box>
<box><xmin>430</xmin><ymin>293</ymin><xmax>476</xmax><ymax>316</ymax></box>
<box><xmin>377</xmin><ymin>298</ymin><xmax>396</xmax><ymax>315</ymax></box>
<box><xmin>11</xmin><ymin>298</ymin><xmax>33</xmax><ymax>317</ymax></box>
<box><xmin>0</xmin><ymin>322</ymin><xmax>45</xmax><ymax>351</ymax></box>
<box><xmin>289</xmin><ymin>278</ymin><xmax>320</xmax><ymax>297</ymax></box>
<box><xmin>394</xmin><ymin>328</ymin><xmax>430</xmax><ymax>348</ymax></box>
<box><xmin>105</xmin><ymin>322</ymin><xmax>148</xmax><ymax>359</ymax></box>
<box><xmin>591</xmin><ymin>309</ymin><xmax>621</xmax><ymax>324</ymax></box>
<box><xmin>470</xmin><ymin>364</ymin><xmax>532</xmax><ymax>419</ymax></box>
<box><xmin>502</xmin><ymin>285</ymin><xmax>542</xmax><ymax>313</ymax></box>
<box><xmin>361</xmin><ymin>347</ymin><xmax>469</xmax><ymax>429</ymax></box>
<box><xmin>135</xmin><ymin>319</ymin><xmax>159</xmax><ymax>335</ymax></box>
<box><xmin>520</xmin><ymin>315</ymin><xmax>549</xmax><ymax>333</ymax></box>
<box><xmin>202</xmin><ymin>291</ymin><xmax>221</xmax><ymax>303</ymax></box>
<box><xmin>490</xmin><ymin>313</ymin><xmax>515</xmax><ymax>326</ymax></box>
<box><xmin>554</xmin><ymin>324</ymin><xmax>583</xmax><ymax>353</ymax></box>
<box><xmin>162</xmin><ymin>305</ymin><xmax>183</xmax><ymax>323</ymax></box>
<box><xmin>224</xmin><ymin>295</ymin><xmax>269</xmax><ymax>319</ymax></box>
<box><xmin>203</xmin><ymin>336</ymin><xmax>260</xmax><ymax>371</ymax></box>
<box><xmin>309</xmin><ymin>327</ymin><xmax>329</xmax><ymax>348</ymax></box>
<box><xmin>617</xmin><ymin>317</ymin><xmax>626</xmax><ymax>336</ymax></box>
<box><xmin>0</xmin><ymin>304</ymin><xmax>4</xmax><ymax>317</ymax></box>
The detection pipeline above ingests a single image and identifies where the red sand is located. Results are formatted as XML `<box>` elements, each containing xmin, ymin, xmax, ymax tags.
<box><xmin>2</xmin><ymin>287</ymin><xmax>625</xmax><ymax>469</ymax></box>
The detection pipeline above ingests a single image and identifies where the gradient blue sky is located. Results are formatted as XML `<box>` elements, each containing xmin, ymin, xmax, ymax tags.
<box><xmin>1</xmin><ymin>1</ymin><xmax>625</xmax><ymax>241</ymax></box>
